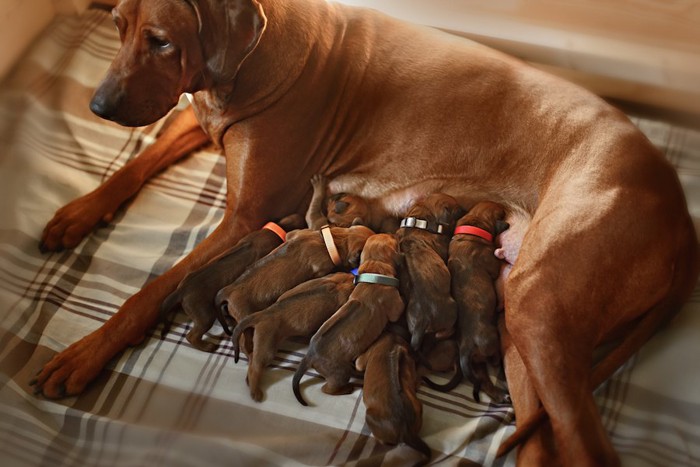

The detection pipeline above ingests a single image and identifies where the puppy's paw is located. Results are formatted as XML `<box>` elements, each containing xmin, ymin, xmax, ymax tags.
<box><xmin>310</xmin><ymin>174</ymin><xmax>328</xmax><ymax>189</ymax></box>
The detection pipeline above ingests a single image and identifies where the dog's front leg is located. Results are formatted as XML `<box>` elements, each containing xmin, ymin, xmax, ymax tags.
<box><xmin>40</xmin><ymin>107</ymin><xmax>208</xmax><ymax>252</ymax></box>
<box><xmin>31</xmin><ymin>208</ymin><xmax>251</xmax><ymax>398</ymax></box>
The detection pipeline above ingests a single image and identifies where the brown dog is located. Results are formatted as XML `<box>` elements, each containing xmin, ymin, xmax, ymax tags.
<box><xmin>215</xmin><ymin>224</ymin><xmax>372</xmax><ymax>353</ymax></box>
<box><xmin>355</xmin><ymin>331</ymin><xmax>431</xmax><ymax>461</ymax></box>
<box><xmin>448</xmin><ymin>201</ymin><xmax>510</xmax><ymax>402</ymax></box>
<box><xmin>230</xmin><ymin>272</ymin><xmax>354</xmax><ymax>402</ymax></box>
<box><xmin>33</xmin><ymin>0</ymin><xmax>699</xmax><ymax>464</ymax></box>
<box><xmin>292</xmin><ymin>233</ymin><xmax>404</xmax><ymax>405</ymax></box>
<box><xmin>159</xmin><ymin>214</ymin><xmax>304</xmax><ymax>352</ymax></box>
<box><xmin>397</xmin><ymin>193</ymin><xmax>463</xmax><ymax>352</ymax></box>
<box><xmin>306</xmin><ymin>174</ymin><xmax>399</xmax><ymax>231</ymax></box>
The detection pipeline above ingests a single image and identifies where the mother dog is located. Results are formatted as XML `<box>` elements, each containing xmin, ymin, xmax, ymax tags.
<box><xmin>32</xmin><ymin>0</ymin><xmax>698</xmax><ymax>465</ymax></box>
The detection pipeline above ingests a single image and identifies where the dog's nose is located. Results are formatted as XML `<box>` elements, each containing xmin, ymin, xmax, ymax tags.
<box><xmin>89</xmin><ymin>93</ymin><xmax>115</xmax><ymax>120</ymax></box>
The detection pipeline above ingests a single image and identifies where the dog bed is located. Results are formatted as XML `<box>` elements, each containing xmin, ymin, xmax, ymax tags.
<box><xmin>1</xmin><ymin>7</ymin><xmax>699</xmax><ymax>466</ymax></box>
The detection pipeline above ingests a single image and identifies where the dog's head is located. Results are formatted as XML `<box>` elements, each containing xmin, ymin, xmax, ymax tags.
<box><xmin>91</xmin><ymin>0</ymin><xmax>266</xmax><ymax>126</ymax></box>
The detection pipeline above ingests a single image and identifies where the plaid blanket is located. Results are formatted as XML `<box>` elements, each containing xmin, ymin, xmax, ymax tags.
<box><xmin>1</xmin><ymin>8</ymin><xmax>699</xmax><ymax>467</ymax></box>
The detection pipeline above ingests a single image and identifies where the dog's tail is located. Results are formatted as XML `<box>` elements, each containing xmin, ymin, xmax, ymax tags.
<box><xmin>292</xmin><ymin>356</ymin><xmax>311</xmax><ymax>406</ymax></box>
<box><xmin>405</xmin><ymin>432</ymin><xmax>432</xmax><ymax>464</ymax></box>
<box><xmin>496</xmin><ymin>243</ymin><xmax>699</xmax><ymax>458</ymax></box>
<box><xmin>231</xmin><ymin>314</ymin><xmax>258</xmax><ymax>363</ymax></box>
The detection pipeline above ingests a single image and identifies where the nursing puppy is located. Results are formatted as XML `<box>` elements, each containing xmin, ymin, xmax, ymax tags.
<box><xmin>448</xmin><ymin>201</ymin><xmax>510</xmax><ymax>402</ymax></box>
<box><xmin>293</xmin><ymin>233</ymin><xmax>404</xmax><ymax>405</ymax></box>
<box><xmin>216</xmin><ymin>224</ymin><xmax>373</xmax><ymax>353</ymax></box>
<box><xmin>356</xmin><ymin>331</ymin><xmax>431</xmax><ymax>461</ymax></box>
<box><xmin>159</xmin><ymin>214</ymin><xmax>304</xmax><ymax>352</ymax></box>
<box><xmin>397</xmin><ymin>193</ymin><xmax>464</xmax><ymax>351</ymax></box>
<box><xmin>305</xmin><ymin>174</ymin><xmax>400</xmax><ymax>231</ymax></box>
<box><xmin>230</xmin><ymin>272</ymin><xmax>354</xmax><ymax>402</ymax></box>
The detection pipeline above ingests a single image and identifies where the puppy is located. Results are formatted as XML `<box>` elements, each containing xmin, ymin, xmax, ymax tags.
<box><xmin>215</xmin><ymin>224</ymin><xmax>373</xmax><ymax>353</ymax></box>
<box><xmin>230</xmin><ymin>272</ymin><xmax>355</xmax><ymax>402</ymax></box>
<box><xmin>293</xmin><ymin>233</ymin><xmax>404</xmax><ymax>405</ymax></box>
<box><xmin>305</xmin><ymin>174</ymin><xmax>400</xmax><ymax>232</ymax></box>
<box><xmin>159</xmin><ymin>214</ymin><xmax>304</xmax><ymax>352</ymax></box>
<box><xmin>448</xmin><ymin>201</ymin><xmax>510</xmax><ymax>402</ymax></box>
<box><xmin>356</xmin><ymin>331</ymin><xmax>431</xmax><ymax>461</ymax></box>
<box><xmin>397</xmin><ymin>193</ymin><xmax>464</xmax><ymax>351</ymax></box>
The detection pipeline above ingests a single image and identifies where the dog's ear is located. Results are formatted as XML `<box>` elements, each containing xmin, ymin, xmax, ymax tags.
<box><xmin>190</xmin><ymin>0</ymin><xmax>267</xmax><ymax>84</ymax></box>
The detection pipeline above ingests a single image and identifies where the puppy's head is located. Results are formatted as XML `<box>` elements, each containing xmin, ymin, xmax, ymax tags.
<box><xmin>359</xmin><ymin>233</ymin><xmax>401</xmax><ymax>273</ymax></box>
<box><xmin>459</xmin><ymin>201</ymin><xmax>509</xmax><ymax>237</ymax></box>
<box><xmin>407</xmin><ymin>193</ymin><xmax>464</xmax><ymax>233</ymax></box>
<box><xmin>341</xmin><ymin>225</ymin><xmax>375</xmax><ymax>269</ymax></box>
<box><xmin>91</xmin><ymin>0</ymin><xmax>266</xmax><ymax>126</ymax></box>
<box><xmin>326</xmin><ymin>193</ymin><xmax>370</xmax><ymax>227</ymax></box>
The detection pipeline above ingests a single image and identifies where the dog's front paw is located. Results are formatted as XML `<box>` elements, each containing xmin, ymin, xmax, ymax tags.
<box><xmin>40</xmin><ymin>191</ymin><xmax>117</xmax><ymax>252</ymax></box>
<box><xmin>30</xmin><ymin>335</ymin><xmax>107</xmax><ymax>398</ymax></box>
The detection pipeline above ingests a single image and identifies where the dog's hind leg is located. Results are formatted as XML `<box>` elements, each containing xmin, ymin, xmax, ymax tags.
<box><xmin>40</xmin><ymin>107</ymin><xmax>208</xmax><ymax>251</ymax></box>
<box><xmin>499</xmin><ymin>317</ymin><xmax>560</xmax><ymax>466</ymax></box>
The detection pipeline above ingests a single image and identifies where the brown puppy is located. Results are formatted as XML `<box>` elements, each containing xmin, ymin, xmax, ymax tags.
<box><xmin>215</xmin><ymin>224</ymin><xmax>373</xmax><ymax>354</ymax></box>
<box><xmin>448</xmin><ymin>201</ymin><xmax>510</xmax><ymax>402</ymax></box>
<box><xmin>356</xmin><ymin>331</ymin><xmax>431</xmax><ymax>461</ymax></box>
<box><xmin>230</xmin><ymin>272</ymin><xmax>354</xmax><ymax>402</ymax></box>
<box><xmin>397</xmin><ymin>193</ymin><xmax>463</xmax><ymax>351</ymax></box>
<box><xmin>33</xmin><ymin>1</ymin><xmax>698</xmax><ymax>464</ymax></box>
<box><xmin>306</xmin><ymin>174</ymin><xmax>399</xmax><ymax>231</ymax></box>
<box><xmin>159</xmin><ymin>214</ymin><xmax>304</xmax><ymax>352</ymax></box>
<box><xmin>293</xmin><ymin>233</ymin><xmax>404</xmax><ymax>405</ymax></box>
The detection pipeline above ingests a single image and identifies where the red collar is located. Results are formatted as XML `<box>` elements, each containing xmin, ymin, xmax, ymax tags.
<box><xmin>262</xmin><ymin>222</ymin><xmax>287</xmax><ymax>242</ymax></box>
<box><xmin>453</xmin><ymin>225</ymin><xmax>493</xmax><ymax>242</ymax></box>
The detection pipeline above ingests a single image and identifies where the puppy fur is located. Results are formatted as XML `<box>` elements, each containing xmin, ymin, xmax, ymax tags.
<box><xmin>216</xmin><ymin>224</ymin><xmax>373</xmax><ymax>353</ymax></box>
<box><xmin>449</xmin><ymin>201</ymin><xmax>510</xmax><ymax>402</ymax></box>
<box><xmin>230</xmin><ymin>272</ymin><xmax>355</xmax><ymax>402</ymax></box>
<box><xmin>293</xmin><ymin>233</ymin><xmax>404</xmax><ymax>405</ymax></box>
<box><xmin>397</xmin><ymin>193</ymin><xmax>464</xmax><ymax>351</ymax></box>
<box><xmin>305</xmin><ymin>174</ymin><xmax>400</xmax><ymax>232</ymax></box>
<box><xmin>159</xmin><ymin>214</ymin><xmax>304</xmax><ymax>351</ymax></box>
<box><xmin>356</xmin><ymin>331</ymin><xmax>431</xmax><ymax>461</ymax></box>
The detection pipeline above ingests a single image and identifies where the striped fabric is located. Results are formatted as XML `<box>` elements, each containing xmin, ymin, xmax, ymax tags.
<box><xmin>0</xmin><ymin>8</ymin><xmax>699</xmax><ymax>467</ymax></box>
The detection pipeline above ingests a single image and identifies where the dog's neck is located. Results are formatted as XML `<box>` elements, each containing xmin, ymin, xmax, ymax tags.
<box><xmin>192</xmin><ymin>0</ymin><xmax>339</xmax><ymax>145</ymax></box>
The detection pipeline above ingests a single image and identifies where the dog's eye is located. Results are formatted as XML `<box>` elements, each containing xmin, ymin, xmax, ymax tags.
<box><xmin>146</xmin><ymin>34</ymin><xmax>171</xmax><ymax>50</ymax></box>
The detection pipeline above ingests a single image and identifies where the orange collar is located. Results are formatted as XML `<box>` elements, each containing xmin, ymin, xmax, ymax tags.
<box><xmin>320</xmin><ymin>225</ymin><xmax>342</xmax><ymax>266</ymax></box>
<box><xmin>453</xmin><ymin>225</ymin><xmax>493</xmax><ymax>242</ymax></box>
<box><xmin>262</xmin><ymin>222</ymin><xmax>287</xmax><ymax>242</ymax></box>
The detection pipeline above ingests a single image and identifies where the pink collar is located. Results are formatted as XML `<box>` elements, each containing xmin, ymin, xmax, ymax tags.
<box><xmin>453</xmin><ymin>225</ymin><xmax>493</xmax><ymax>242</ymax></box>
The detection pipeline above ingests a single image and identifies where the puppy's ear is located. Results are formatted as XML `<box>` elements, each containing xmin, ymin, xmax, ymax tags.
<box><xmin>495</xmin><ymin>220</ymin><xmax>510</xmax><ymax>236</ymax></box>
<box><xmin>192</xmin><ymin>0</ymin><xmax>267</xmax><ymax>84</ymax></box>
<box><xmin>334</xmin><ymin>201</ymin><xmax>349</xmax><ymax>214</ymax></box>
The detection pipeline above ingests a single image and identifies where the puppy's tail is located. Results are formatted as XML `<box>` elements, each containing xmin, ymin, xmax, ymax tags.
<box><xmin>405</xmin><ymin>432</ymin><xmax>432</xmax><ymax>465</ymax></box>
<box><xmin>231</xmin><ymin>314</ymin><xmax>257</xmax><ymax>363</ymax></box>
<box><xmin>158</xmin><ymin>287</ymin><xmax>183</xmax><ymax>338</ymax></box>
<box><xmin>292</xmin><ymin>357</ymin><xmax>310</xmax><ymax>406</ymax></box>
<box><xmin>422</xmin><ymin>365</ymin><xmax>462</xmax><ymax>393</ymax></box>
<box><xmin>496</xmin><ymin>262</ymin><xmax>697</xmax><ymax>458</ymax></box>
